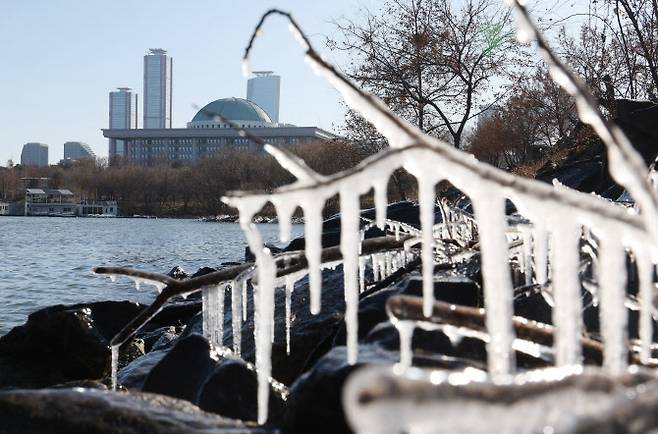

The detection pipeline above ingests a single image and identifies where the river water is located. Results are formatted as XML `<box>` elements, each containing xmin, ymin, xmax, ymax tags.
<box><xmin>0</xmin><ymin>217</ymin><xmax>302</xmax><ymax>335</ymax></box>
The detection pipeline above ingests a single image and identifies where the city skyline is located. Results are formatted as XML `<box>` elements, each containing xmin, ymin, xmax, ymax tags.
<box><xmin>0</xmin><ymin>0</ymin><xmax>373</xmax><ymax>165</ymax></box>
<box><xmin>0</xmin><ymin>1</ymin><xmax>586</xmax><ymax>166</ymax></box>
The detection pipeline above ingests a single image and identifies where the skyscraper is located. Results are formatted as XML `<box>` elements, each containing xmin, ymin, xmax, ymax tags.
<box><xmin>109</xmin><ymin>88</ymin><xmax>138</xmax><ymax>129</ymax></box>
<box><xmin>247</xmin><ymin>71</ymin><xmax>280</xmax><ymax>123</ymax></box>
<box><xmin>143</xmin><ymin>48</ymin><xmax>173</xmax><ymax>129</ymax></box>
<box><xmin>20</xmin><ymin>143</ymin><xmax>49</xmax><ymax>167</ymax></box>
<box><xmin>109</xmin><ymin>87</ymin><xmax>138</xmax><ymax>160</ymax></box>
<box><xmin>64</xmin><ymin>142</ymin><xmax>95</xmax><ymax>160</ymax></box>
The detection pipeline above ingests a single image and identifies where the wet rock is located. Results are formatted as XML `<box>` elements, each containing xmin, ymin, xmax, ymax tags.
<box><xmin>167</xmin><ymin>266</ymin><xmax>188</xmax><ymax>279</ymax></box>
<box><xmin>333</xmin><ymin>274</ymin><xmax>481</xmax><ymax>349</ymax></box>
<box><xmin>191</xmin><ymin>266</ymin><xmax>217</xmax><ymax>278</ymax></box>
<box><xmin>142</xmin><ymin>334</ymin><xmax>220</xmax><ymax>404</ymax></box>
<box><xmin>118</xmin><ymin>350</ymin><xmax>169</xmax><ymax>390</ymax></box>
<box><xmin>0</xmin><ymin>307</ymin><xmax>110</xmax><ymax>388</ymax></box>
<box><xmin>149</xmin><ymin>300</ymin><xmax>201</xmax><ymax>330</ymax></box>
<box><xmin>181</xmin><ymin>267</ymin><xmax>348</xmax><ymax>386</ymax></box>
<box><xmin>198</xmin><ymin>358</ymin><xmax>287</xmax><ymax>426</ymax></box>
<box><xmin>138</xmin><ymin>326</ymin><xmax>179</xmax><ymax>353</ymax></box>
<box><xmin>245</xmin><ymin>244</ymin><xmax>283</xmax><ymax>262</ymax></box>
<box><xmin>285</xmin><ymin>346</ymin><xmax>394</xmax><ymax>434</ymax></box>
<box><xmin>286</xmin><ymin>344</ymin><xmax>473</xmax><ymax>434</ymax></box>
<box><xmin>0</xmin><ymin>387</ymin><xmax>268</xmax><ymax>434</ymax></box>
<box><xmin>119</xmin><ymin>338</ymin><xmax>145</xmax><ymax>369</ymax></box>
<box><xmin>25</xmin><ymin>300</ymin><xmax>144</xmax><ymax>342</ymax></box>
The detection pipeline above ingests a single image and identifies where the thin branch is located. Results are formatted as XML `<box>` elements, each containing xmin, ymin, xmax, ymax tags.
<box><xmin>94</xmin><ymin>235</ymin><xmax>411</xmax><ymax>347</ymax></box>
<box><xmin>386</xmin><ymin>294</ymin><xmax>638</xmax><ymax>365</ymax></box>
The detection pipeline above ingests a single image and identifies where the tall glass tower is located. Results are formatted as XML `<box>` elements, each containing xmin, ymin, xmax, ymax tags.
<box><xmin>109</xmin><ymin>88</ymin><xmax>138</xmax><ymax>129</ymax></box>
<box><xmin>143</xmin><ymin>48</ymin><xmax>173</xmax><ymax>129</ymax></box>
<box><xmin>247</xmin><ymin>71</ymin><xmax>280</xmax><ymax>123</ymax></box>
<box><xmin>109</xmin><ymin>87</ymin><xmax>138</xmax><ymax>160</ymax></box>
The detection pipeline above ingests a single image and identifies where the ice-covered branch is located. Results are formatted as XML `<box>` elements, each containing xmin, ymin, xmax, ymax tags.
<box><xmin>387</xmin><ymin>295</ymin><xmax>610</xmax><ymax>365</ymax></box>
<box><xmin>93</xmin><ymin>234</ymin><xmax>410</xmax><ymax>347</ymax></box>
<box><xmin>506</xmin><ymin>0</ymin><xmax>658</xmax><ymax>239</ymax></box>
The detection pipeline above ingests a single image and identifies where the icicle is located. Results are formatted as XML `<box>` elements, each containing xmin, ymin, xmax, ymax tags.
<box><xmin>520</xmin><ymin>226</ymin><xmax>533</xmax><ymax>286</ymax></box>
<box><xmin>533</xmin><ymin>224</ymin><xmax>549</xmax><ymax>285</ymax></box>
<box><xmin>550</xmin><ymin>221</ymin><xmax>583</xmax><ymax>367</ymax></box>
<box><xmin>242</xmin><ymin>279</ymin><xmax>248</xmax><ymax>321</ymax></box>
<box><xmin>395</xmin><ymin>320</ymin><xmax>414</xmax><ymax>370</ymax></box>
<box><xmin>202</xmin><ymin>285</ymin><xmax>224</xmax><ymax>347</ymax></box>
<box><xmin>371</xmin><ymin>254</ymin><xmax>380</xmax><ymax>281</ymax></box>
<box><xmin>598</xmin><ymin>235</ymin><xmax>628</xmax><ymax>374</ymax></box>
<box><xmin>373</xmin><ymin>178</ymin><xmax>388</xmax><ymax>229</ymax></box>
<box><xmin>302</xmin><ymin>197</ymin><xmax>324</xmax><ymax>315</ymax></box>
<box><xmin>418</xmin><ymin>178</ymin><xmax>436</xmax><ymax>317</ymax></box>
<box><xmin>231</xmin><ymin>280</ymin><xmax>242</xmax><ymax>357</ymax></box>
<box><xmin>340</xmin><ymin>190</ymin><xmax>361</xmax><ymax>364</ymax></box>
<box><xmin>111</xmin><ymin>345</ymin><xmax>119</xmax><ymax>391</ymax></box>
<box><xmin>285</xmin><ymin>275</ymin><xmax>294</xmax><ymax>355</ymax></box>
<box><xmin>385</xmin><ymin>252</ymin><xmax>392</xmax><ymax>277</ymax></box>
<box><xmin>273</xmin><ymin>199</ymin><xmax>295</xmax><ymax>243</ymax></box>
<box><xmin>472</xmin><ymin>191</ymin><xmax>515</xmax><ymax>378</ymax></box>
<box><xmin>254</xmin><ymin>252</ymin><xmax>276</xmax><ymax>425</ymax></box>
<box><xmin>358</xmin><ymin>256</ymin><xmax>366</xmax><ymax>293</ymax></box>
<box><xmin>636</xmin><ymin>252</ymin><xmax>655</xmax><ymax>363</ymax></box>
<box><xmin>216</xmin><ymin>285</ymin><xmax>225</xmax><ymax>347</ymax></box>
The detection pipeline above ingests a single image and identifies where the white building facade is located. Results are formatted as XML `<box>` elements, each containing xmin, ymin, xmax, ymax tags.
<box><xmin>143</xmin><ymin>48</ymin><xmax>173</xmax><ymax>129</ymax></box>
<box><xmin>247</xmin><ymin>71</ymin><xmax>280</xmax><ymax>123</ymax></box>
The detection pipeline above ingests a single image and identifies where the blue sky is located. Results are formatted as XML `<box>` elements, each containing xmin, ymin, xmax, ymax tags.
<box><xmin>0</xmin><ymin>0</ymin><xmax>379</xmax><ymax>164</ymax></box>
<box><xmin>0</xmin><ymin>1</ymin><xmax>583</xmax><ymax>165</ymax></box>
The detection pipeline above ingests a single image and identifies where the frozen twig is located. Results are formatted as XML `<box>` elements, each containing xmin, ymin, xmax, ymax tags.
<box><xmin>386</xmin><ymin>295</ymin><xmax>620</xmax><ymax>365</ymax></box>
<box><xmin>93</xmin><ymin>235</ymin><xmax>411</xmax><ymax>347</ymax></box>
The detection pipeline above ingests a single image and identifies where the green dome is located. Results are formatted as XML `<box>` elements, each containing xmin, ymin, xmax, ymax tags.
<box><xmin>191</xmin><ymin>97</ymin><xmax>272</xmax><ymax>123</ymax></box>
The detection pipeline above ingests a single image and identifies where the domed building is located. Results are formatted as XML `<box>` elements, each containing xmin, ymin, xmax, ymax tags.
<box><xmin>188</xmin><ymin>97</ymin><xmax>274</xmax><ymax>129</ymax></box>
<box><xmin>104</xmin><ymin>96</ymin><xmax>335</xmax><ymax>166</ymax></box>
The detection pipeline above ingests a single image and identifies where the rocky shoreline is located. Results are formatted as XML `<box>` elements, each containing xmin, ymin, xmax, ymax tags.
<box><xmin>0</xmin><ymin>174</ymin><xmax>651</xmax><ymax>433</ymax></box>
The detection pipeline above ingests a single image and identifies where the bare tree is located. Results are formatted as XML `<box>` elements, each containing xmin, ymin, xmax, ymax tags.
<box><xmin>330</xmin><ymin>0</ymin><xmax>528</xmax><ymax>148</ymax></box>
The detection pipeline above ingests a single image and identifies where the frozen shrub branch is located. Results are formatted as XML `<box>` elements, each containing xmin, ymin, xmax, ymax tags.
<box><xmin>92</xmin><ymin>234</ymin><xmax>410</xmax><ymax>347</ymax></box>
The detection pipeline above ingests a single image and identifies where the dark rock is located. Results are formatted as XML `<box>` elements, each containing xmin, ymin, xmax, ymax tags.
<box><xmin>0</xmin><ymin>307</ymin><xmax>110</xmax><ymax>388</ymax></box>
<box><xmin>285</xmin><ymin>344</ymin><xmax>474</xmax><ymax>434</ymax></box>
<box><xmin>0</xmin><ymin>387</ymin><xmax>267</xmax><ymax>434</ymax></box>
<box><xmin>137</xmin><ymin>326</ymin><xmax>179</xmax><ymax>353</ymax></box>
<box><xmin>149</xmin><ymin>300</ymin><xmax>201</xmax><ymax>329</ymax></box>
<box><xmin>333</xmin><ymin>274</ymin><xmax>481</xmax><ymax>349</ymax></box>
<box><xmin>24</xmin><ymin>300</ymin><xmax>144</xmax><ymax>342</ymax></box>
<box><xmin>513</xmin><ymin>286</ymin><xmax>554</xmax><ymax>325</ymax></box>
<box><xmin>142</xmin><ymin>334</ymin><xmax>220</xmax><ymax>404</ymax></box>
<box><xmin>198</xmin><ymin>358</ymin><xmax>287</xmax><ymax>425</ymax></box>
<box><xmin>191</xmin><ymin>267</ymin><xmax>217</xmax><ymax>278</ymax></box>
<box><xmin>119</xmin><ymin>338</ymin><xmax>145</xmax><ymax>369</ymax></box>
<box><xmin>285</xmin><ymin>346</ymin><xmax>395</xmax><ymax>434</ymax></box>
<box><xmin>181</xmin><ymin>267</ymin><xmax>348</xmax><ymax>387</ymax></box>
<box><xmin>118</xmin><ymin>350</ymin><xmax>169</xmax><ymax>389</ymax></box>
<box><xmin>246</xmin><ymin>244</ymin><xmax>283</xmax><ymax>262</ymax></box>
<box><xmin>167</xmin><ymin>266</ymin><xmax>188</xmax><ymax>279</ymax></box>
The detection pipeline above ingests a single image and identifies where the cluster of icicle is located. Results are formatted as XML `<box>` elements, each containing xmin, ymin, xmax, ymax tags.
<box><xmin>214</xmin><ymin>0</ymin><xmax>658</xmax><ymax>424</ymax></box>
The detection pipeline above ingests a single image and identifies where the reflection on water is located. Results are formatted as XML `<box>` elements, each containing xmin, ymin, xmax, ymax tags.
<box><xmin>0</xmin><ymin>217</ymin><xmax>301</xmax><ymax>335</ymax></box>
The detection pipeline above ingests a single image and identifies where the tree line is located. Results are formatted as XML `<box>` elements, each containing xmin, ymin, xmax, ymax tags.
<box><xmin>0</xmin><ymin>141</ymin><xmax>365</xmax><ymax>217</ymax></box>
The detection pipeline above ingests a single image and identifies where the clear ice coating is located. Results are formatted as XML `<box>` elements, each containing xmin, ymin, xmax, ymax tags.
<box><xmin>231</xmin><ymin>280</ymin><xmax>242</xmax><ymax>356</ymax></box>
<box><xmin>111</xmin><ymin>345</ymin><xmax>119</xmax><ymax>391</ymax></box>
<box><xmin>210</xmin><ymin>3</ymin><xmax>658</xmax><ymax>425</ymax></box>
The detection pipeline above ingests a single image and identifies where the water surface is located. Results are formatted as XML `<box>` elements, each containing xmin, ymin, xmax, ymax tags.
<box><xmin>0</xmin><ymin>217</ymin><xmax>301</xmax><ymax>335</ymax></box>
